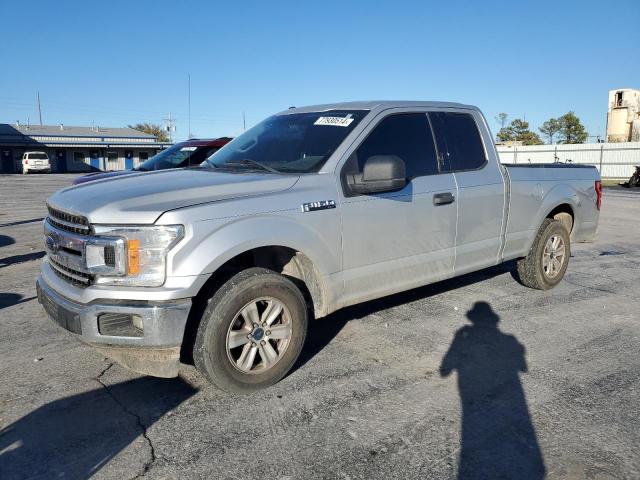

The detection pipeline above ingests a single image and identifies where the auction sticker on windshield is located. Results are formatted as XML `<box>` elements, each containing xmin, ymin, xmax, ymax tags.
<box><xmin>314</xmin><ymin>116</ymin><xmax>354</xmax><ymax>127</ymax></box>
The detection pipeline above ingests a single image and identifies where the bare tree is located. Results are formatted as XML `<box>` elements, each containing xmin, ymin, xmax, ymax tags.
<box><xmin>495</xmin><ymin>113</ymin><xmax>509</xmax><ymax>129</ymax></box>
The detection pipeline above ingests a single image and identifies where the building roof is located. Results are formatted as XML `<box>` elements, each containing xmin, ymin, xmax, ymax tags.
<box><xmin>0</xmin><ymin>123</ymin><xmax>170</xmax><ymax>148</ymax></box>
<box><xmin>0</xmin><ymin>123</ymin><xmax>156</xmax><ymax>139</ymax></box>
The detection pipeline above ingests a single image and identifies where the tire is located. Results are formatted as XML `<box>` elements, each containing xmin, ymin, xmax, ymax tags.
<box><xmin>193</xmin><ymin>267</ymin><xmax>308</xmax><ymax>393</ymax></box>
<box><xmin>516</xmin><ymin>219</ymin><xmax>570</xmax><ymax>290</ymax></box>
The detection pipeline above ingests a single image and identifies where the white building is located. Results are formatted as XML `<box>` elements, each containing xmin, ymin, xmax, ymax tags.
<box><xmin>606</xmin><ymin>88</ymin><xmax>640</xmax><ymax>142</ymax></box>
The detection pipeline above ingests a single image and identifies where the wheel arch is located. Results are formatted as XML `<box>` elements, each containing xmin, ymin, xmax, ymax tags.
<box><xmin>534</xmin><ymin>183</ymin><xmax>580</xmax><ymax>237</ymax></box>
<box><xmin>180</xmin><ymin>244</ymin><xmax>328</xmax><ymax>364</ymax></box>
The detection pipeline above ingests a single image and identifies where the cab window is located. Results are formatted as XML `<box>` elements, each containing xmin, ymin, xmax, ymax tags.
<box><xmin>349</xmin><ymin>113</ymin><xmax>439</xmax><ymax>179</ymax></box>
<box><xmin>428</xmin><ymin>112</ymin><xmax>486</xmax><ymax>172</ymax></box>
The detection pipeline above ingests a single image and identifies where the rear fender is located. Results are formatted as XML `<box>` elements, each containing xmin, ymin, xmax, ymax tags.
<box><xmin>522</xmin><ymin>183</ymin><xmax>579</xmax><ymax>253</ymax></box>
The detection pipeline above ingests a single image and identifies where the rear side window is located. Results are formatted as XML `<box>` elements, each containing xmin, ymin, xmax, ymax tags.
<box><xmin>187</xmin><ymin>146</ymin><xmax>221</xmax><ymax>165</ymax></box>
<box><xmin>352</xmin><ymin>113</ymin><xmax>439</xmax><ymax>179</ymax></box>
<box><xmin>429</xmin><ymin>112</ymin><xmax>486</xmax><ymax>172</ymax></box>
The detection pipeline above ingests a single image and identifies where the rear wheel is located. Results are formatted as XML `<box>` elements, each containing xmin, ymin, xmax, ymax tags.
<box><xmin>193</xmin><ymin>267</ymin><xmax>308</xmax><ymax>393</ymax></box>
<box><xmin>516</xmin><ymin>219</ymin><xmax>570</xmax><ymax>290</ymax></box>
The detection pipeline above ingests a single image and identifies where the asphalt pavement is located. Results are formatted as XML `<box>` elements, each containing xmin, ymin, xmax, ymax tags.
<box><xmin>1</xmin><ymin>174</ymin><xmax>639</xmax><ymax>479</ymax></box>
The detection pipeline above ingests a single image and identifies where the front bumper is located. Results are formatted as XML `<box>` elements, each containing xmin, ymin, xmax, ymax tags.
<box><xmin>36</xmin><ymin>275</ymin><xmax>192</xmax><ymax>377</ymax></box>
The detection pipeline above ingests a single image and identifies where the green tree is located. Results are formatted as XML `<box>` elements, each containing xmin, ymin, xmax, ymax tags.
<box><xmin>497</xmin><ymin>118</ymin><xmax>543</xmax><ymax>145</ymax></box>
<box><xmin>128</xmin><ymin>123</ymin><xmax>169</xmax><ymax>142</ymax></box>
<box><xmin>496</xmin><ymin>126</ymin><xmax>514</xmax><ymax>142</ymax></box>
<box><xmin>556</xmin><ymin>112</ymin><xmax>588</xmax><ymax>144</ymax></box>
<box><xmin>539</xmin><ymin>118</ymin><xmax>561</xmax><ymax>144</ymax></box>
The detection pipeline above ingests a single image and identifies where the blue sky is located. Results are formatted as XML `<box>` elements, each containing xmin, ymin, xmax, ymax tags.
<box><xmin>1</xmin><ymin>0</ymin><xmax>638</xmax><ymax>141</ymax></box>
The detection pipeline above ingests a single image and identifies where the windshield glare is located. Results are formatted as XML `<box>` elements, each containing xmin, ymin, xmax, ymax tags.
<box><xmin>204</xmin><ymin>110</ymin><xmax>368</xmax><ymax>173</ymax></box>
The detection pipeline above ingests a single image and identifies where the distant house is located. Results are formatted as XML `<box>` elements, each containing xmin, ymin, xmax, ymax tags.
<box><xmin>0</xmin><ymin>123</ymin><xmax>171</xmax><ymax>173</ymax></box>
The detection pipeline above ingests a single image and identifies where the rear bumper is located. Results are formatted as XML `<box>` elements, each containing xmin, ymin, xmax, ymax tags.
<box><xmin>36</xmin><ymin>275</ymin><xmax>192</xmax><ymax>377</ymax></box>
<box><xmin>25</xmin><ymin>165</ymin><xmax>50</xmax><ymax>171</ymax></box>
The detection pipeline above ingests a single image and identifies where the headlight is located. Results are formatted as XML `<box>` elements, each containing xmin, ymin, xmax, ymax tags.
<box><xmin>85</xmin><ymin>225</ymin><xmax>184</xmax><ymax>287</ymax></box>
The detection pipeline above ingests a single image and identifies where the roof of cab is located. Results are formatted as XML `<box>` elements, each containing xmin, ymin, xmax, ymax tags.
<box><xmin>278</xmin><ymin>100</ymin><xmax>477</xmax><ymax>115</ymax></box>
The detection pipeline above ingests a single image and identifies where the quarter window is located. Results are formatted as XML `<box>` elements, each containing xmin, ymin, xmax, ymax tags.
<box><xmin>429</xmin><ymin>112</ymin><xmax>486</xmax><ymax>172</ymax></box>
<box><xmin>352</xmin><ymin>113</ymin><xmax>439</xmax><ymax>179</ymax></box>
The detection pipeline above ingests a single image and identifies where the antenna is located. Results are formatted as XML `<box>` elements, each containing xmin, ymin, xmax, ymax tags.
<box><xmin>243</xmin><ymin>111</ymin><xmax>246</xmax><ymax>131</ymax></box>
<box><xmin>188</xmin><ymin>74</ymin><xmax>192</xmax><ymax>139</ymax></box>
<box><xmin>37</xmin><ymin>91</ymin><xmax>43</xmax><ymax>125</ymax></box>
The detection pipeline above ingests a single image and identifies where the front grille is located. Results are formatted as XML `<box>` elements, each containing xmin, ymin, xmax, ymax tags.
<box><xmin>46</xmin><ymin>205</ymin><xmax>91</xmax><ymax>235</ymax></box>
<box><xmin>49</xmin><ymin>257</ymin><xmax>94</xmax><ymax>288</ymax></box>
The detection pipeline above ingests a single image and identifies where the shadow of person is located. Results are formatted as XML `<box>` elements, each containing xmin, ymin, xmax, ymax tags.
<box><xmin>440</xmin><ymin>302</ymin><xmax>545</xmax><ymax>480</ymax></box>
<box><xmin>0</xmin><ymin>376</ymin><xmax>197</xmax><ymax>480</ymax></box>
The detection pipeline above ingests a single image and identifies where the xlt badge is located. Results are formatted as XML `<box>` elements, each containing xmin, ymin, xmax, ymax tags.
<box><xmin>301</xmin><ymin>200</ymin><xmax>336</xmax><ymax>213</ymax></box>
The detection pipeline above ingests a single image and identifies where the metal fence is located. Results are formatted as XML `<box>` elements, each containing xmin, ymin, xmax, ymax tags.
<box><xmin>496</xmin><ymin>142</ymin><xmax>640</xmax><ymax>179</ymax></box>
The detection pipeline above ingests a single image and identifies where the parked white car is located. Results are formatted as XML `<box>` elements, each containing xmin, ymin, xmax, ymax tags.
<box><xmin>22</xmin><ymin>151</ymin><xmax>51</xmax><ymax>174</ymax></box>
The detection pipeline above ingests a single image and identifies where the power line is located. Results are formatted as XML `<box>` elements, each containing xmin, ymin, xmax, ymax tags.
<box><xmin>0</xmin><ymin>96</ymin><xmax>257</xmax><ymax>122</ymax></box>
<box><xmin>163</xmin><ymin>112</ymin><xmax>176</xmax><ymax>142</ymax></box>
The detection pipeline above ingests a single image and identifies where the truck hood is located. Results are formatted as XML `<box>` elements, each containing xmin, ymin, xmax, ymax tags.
<box><xmin>48</xmin><ymin>169</ymin><xmax>299</xmax><ymax>224</ymax></box>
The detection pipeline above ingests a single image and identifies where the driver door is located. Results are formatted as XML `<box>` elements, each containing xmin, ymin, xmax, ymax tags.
<box><xmin>339</xmin><ymin>111</ymin><xmax>458</xmax><ymax>307</ymax></box>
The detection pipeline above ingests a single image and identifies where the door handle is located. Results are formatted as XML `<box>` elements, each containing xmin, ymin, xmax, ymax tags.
<box><xmin>433</xmin><ymin>192</ymin><xmax>455</xmax><ymax>206</ymax></box>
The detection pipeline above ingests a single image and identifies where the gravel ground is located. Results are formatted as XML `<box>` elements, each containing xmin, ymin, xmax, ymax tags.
<box><xmin>0</xmin><ymin>174</ymin><xmax>639</xmax><ymax>480</ymax></box>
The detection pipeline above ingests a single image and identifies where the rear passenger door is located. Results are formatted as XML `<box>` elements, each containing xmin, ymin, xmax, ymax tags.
<box><xmin>339</xmin><ymin>111</ymin><xmax>458</xmax><ymax>306</ymax></box>
<box><xmin>429</xmin><ymin>110</ymin><xmax>506</xmax><ymax>275</ymax></box>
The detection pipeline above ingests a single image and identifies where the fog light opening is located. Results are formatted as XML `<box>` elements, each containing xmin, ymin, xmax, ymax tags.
<box><xmin>131</xmin><ymin>314</ymin><xmax>144</xmax><ymax>333</ymax></box>
<box><xmin>97</xmin><ymin>313</ymin><xmax>144</xmax><ymax>337</ymax></box>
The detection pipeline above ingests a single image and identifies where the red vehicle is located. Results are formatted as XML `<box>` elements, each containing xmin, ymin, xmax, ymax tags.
<box><xmin>73</xmin><ymin>137</ymin><xmax>231</xmax><ymax>185</ymax></box>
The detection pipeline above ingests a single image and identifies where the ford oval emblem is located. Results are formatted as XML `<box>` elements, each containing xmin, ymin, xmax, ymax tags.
<box><xmin>46</xmin><ymin>234</ymin><xmax>59</xmax><ymax>253</ymax></box>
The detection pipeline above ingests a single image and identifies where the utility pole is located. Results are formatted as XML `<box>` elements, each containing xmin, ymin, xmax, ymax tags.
<box><xmin>163</xmin><ymin>112</ymin><xmax>176</xmax><ymax>142</ymax></box>
<box><xmin>37</xmin><ymin>91</ymin><xmax>43</xmax><ymax>125</ymax></box>
<box><xmin>188</xmin><ymin>74</ymin><xmax>192</xmax><ymax>139</ymax></box>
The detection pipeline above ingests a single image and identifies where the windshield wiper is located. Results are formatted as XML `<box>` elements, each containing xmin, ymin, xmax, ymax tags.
<box><xmin>223</xmin><ymin>159</ymin><xmax>280</xmax><ymax>173</ymax></box>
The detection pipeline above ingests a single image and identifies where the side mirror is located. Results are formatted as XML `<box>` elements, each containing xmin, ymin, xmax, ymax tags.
<box><xmin>347</xmin><ymin>155</ymin><xmax>407</xmax><ymax>194</ymax></box>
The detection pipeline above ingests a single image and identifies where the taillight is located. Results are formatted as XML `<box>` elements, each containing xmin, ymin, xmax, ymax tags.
<box><xmin>595</xmin><ymin>180</ymin><xmax>602</xmax><ymax>210</ymax></box>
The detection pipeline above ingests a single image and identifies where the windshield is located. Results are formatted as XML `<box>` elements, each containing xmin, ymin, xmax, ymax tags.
<box><xmin>138</xmin><ymin>144</ymin><xmax>220</xmax><ymax>171</ymax></box>
<box><xmin>204</xmin><ymin>110</ymin><xmax>368</xmax><ymax>173</ymax></box>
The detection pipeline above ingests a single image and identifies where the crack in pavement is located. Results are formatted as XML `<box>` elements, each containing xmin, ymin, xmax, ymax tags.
<box><xmin>95</xmin><ymin>362</ymin><xmax>157</xmax><ymax>479</ymax></box>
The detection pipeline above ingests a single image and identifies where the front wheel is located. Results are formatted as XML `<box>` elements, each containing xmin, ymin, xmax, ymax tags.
<box><xmin>516</xmin><ymin>219</ymin><xmax>570</xmax><ymax>290</ymax></box>
<box><xmin>193</xmin><ymin>267</ymin><xmax>308</xmax><ymax>393</ymax></box>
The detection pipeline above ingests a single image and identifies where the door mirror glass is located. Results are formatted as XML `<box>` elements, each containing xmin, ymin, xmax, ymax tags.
<box><xmin>347</xmin><ymin>155</ymin><xmax>406</xmax><ymax>194</ymax></box>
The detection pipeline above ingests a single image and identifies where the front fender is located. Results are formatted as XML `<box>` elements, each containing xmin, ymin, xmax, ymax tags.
<box><xmin>169</xmin><ymin>213</ymin><xmax>341</xmax><ymax>278</ymax></box>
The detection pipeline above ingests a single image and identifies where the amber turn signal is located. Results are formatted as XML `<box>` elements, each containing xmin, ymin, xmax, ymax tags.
<box><xmin>127</xmin><ymin>239</ymin><xmax>140</xmax><ymax>275</ymax></box>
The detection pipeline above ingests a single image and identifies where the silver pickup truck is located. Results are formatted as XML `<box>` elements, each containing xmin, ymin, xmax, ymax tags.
<box><xmin>37</xmin><ymin>101</ymin><xmax>601</xmax><ymax>392</ymax></box>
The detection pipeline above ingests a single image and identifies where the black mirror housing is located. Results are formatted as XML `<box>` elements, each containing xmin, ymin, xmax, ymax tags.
<box><xmin>348</xmin><ymin>155</ymin><xmax>406</xmax><ymax>194</ymax></box>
